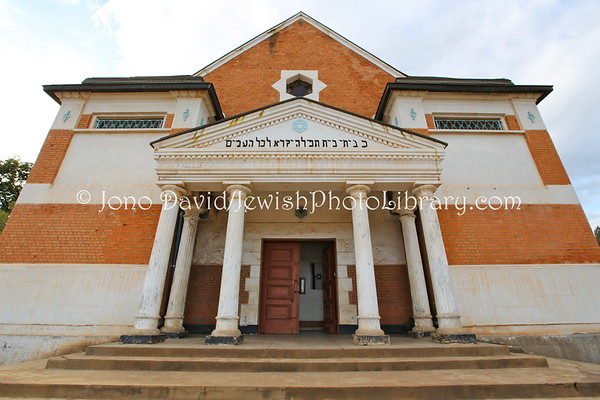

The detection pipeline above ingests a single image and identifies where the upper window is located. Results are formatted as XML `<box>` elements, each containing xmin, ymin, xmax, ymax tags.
<box><xmin>434</xmin><ymin>118</ymin><xmax>503</xmax><ymax>130</ymax></box>
<box><xmin>286</xmin><ymin>79</ymin><xmax>313</xmax><ymax>97</ymax></box>
<box><xmin>272</xmin><ymin>70</ymin><xmax>327</xmax><ymax>101</ymax></box>
<box><xmin>95</xmin><ymin>118</ymin><xmax>164</xmax><ymax>129</ymax></box>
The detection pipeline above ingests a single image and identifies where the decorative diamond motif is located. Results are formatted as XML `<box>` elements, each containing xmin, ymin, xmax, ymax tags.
<box><xmin>434</xmin><ymin>119</ymin><xmax>502</xmax><ymax>130</ymax></box>
<box><xmin>182</xmin><ymin>108</ymin><xmax>190</xmax><ymax>121</ymax></box>
<box><xmin>63</xmin><ymin>110</ymin><xmax>71</xmax><ymax>122</ymax></box>
<box><xmin>292</xmin><ymin>119</ymin><xmax>308</xmax><ymax>133</ymax></box>
<box><xmin>527</xmin><ymin>111</ymin><xmax>536</xmax><ymax>123</ymax></box>
<box><xmin>95</xmin><ymin>118</ymin><xmax>164</xmax><ymax>129</ymax></box>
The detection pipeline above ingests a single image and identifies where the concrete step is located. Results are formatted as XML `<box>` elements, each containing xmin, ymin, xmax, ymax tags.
<box><xmin>2</xmin><ymin>362</ymin><xmax>600</xmax><ymax>399</ymax></box>
<box><xmin>46</xmin><ymin>353</ymin><xmax>548</xmax><ymax>372</ymax></box>
<box><xmin>85</xmin><ymin>342</ymin><xmax>511</xmax><ymax>359</ymax></box>
<box><xmin>3</xmin><ymin>336</ymin><xmax>600</xmax><ymax>399</ymax></box>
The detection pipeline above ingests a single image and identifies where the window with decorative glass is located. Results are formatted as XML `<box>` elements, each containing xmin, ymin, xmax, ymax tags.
<box><xmin>434</xmin><ymin>117</ymin><xmax>503</xmax><ymax>131</ymax></box>
<box><xmin>94</xmin><ymin>117</ymin><xmax>164</xmax><ymax>129</ymax></box>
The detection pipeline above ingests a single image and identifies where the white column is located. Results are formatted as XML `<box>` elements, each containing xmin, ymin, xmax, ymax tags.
<box><xmin>398</xmin><ymin>203</ymin><xmax>435</xmax><ymax>336</ymax></box>
<box><xmin>412</xmin><ymin>185</ymin><xmax>462</xmax><ymax>332</ymax></box>
<box><xmin>346</xmin><ymin>184</ymin><xmax>387</xmax><ymax>340</ymax></box>
<box><xmin>209</xmin><ymin>184</ymin><xmax>251</xmax><ymax>338</ymax></box>
<box><xmin>134</xmin><ymin>185</ymin><xmax>186</xmax><ymax>334</ymax></box>
<box><xmin>161</xmin><ymin>204</ymin><xmax>203</xmax><ymax>334</ymax></box>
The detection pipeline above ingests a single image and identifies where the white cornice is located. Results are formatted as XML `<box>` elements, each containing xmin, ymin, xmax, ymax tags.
<box><xmin>193</xmin><ymin>12</ymin><xmax>405</xmax><ymax>78</ymax></box>
<box><xmin>156</xmin><ymin>151</ymin><xmax>442</xmax><ymax>161</ymax></box>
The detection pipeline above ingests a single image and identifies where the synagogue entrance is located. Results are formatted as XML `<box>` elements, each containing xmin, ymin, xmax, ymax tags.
<box><xmin>259</xmin><ymin>240</ymin><xmax>338</xmax><ymax>334</ymax></box>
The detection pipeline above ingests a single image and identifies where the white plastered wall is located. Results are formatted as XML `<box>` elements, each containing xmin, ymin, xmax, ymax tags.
<box><xmin>451</xmin><ymin>264</ymin><xmax>600</xmax><ymax>334</ymax></box>
<box><xmin>387</xmin><ymin>93</ymin><xmax>600</xmax><ymax>334</ymax></box>
<box><xmin>3</xmin><ymin>91</ymin><xmax>214</xmax><ymax>364</ymax></box>
<box><xmin>19</xmin><ymin>92</ymin><xmax>214</xmax><ymax>206</ymax></box>
<box><xmin>0</xmin><ymin>264</ymin><xmax>146</xmax><ymax>364</ymax></box>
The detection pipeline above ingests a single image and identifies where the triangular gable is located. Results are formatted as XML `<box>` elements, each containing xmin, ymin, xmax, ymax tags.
<box><xmin>194</xmin><ymin>12</ymin><xmax>405</xmax><ymax>78</ymax></box>
<box><xmin>152</xmin><ymin>98</ymin><xmax>445</xmax><ymax>154</ymax></box>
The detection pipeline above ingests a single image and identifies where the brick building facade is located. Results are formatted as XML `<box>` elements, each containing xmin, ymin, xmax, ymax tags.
<box><xmin>1</xmin><ymin>12</ymin><xmax>599</xmax><ymax>362</ymax></box>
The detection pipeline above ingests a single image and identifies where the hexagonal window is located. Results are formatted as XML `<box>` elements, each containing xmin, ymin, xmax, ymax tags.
<box><xmin>286</xmin><ymin>79</ymin><xmax>313</xmax><ymax>97</ymax></box>
<box><xmin>273</xmin><ymin>71</ymin><xmax>326</xmax><ymax>101</ymax></box>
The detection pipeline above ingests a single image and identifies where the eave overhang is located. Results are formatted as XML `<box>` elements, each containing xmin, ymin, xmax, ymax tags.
<box><xmin>375</xmin><ymin>77</ymin><xmax>554</xmax><ymax>121</ymax></box>
<box><xmin>43</xmin><ymin>75</ymin><xmax>224</xmax><ymax>120</ymax></box>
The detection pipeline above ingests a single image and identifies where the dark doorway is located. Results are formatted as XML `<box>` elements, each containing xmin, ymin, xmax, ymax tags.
<box><xmin>259</xmin><ymin>240</ymin><xmax>338</xmax><ymax>334</ymax></box>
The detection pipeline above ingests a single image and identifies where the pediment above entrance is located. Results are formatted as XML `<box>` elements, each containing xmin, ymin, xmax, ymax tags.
<box><xmin>151</xmin><ymin>98</ymin><xmax>446</xmax><ymax>155</ymax></box>
<box><xmin>151</xmin><ymin>98</ymin><xmax>446</xmax><ymax>190</ymax></box>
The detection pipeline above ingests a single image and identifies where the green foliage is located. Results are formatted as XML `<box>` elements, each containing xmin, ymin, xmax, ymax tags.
<box><xmin>595</xmin><ymin>226</ymin><xmax>600</xmax><ymax>245</ymax></box>
<box><xmin>0</xmin><ymin>157</ymin><xmax>32</xmax><ymax>233</ymax></box>
<box><xmin>0</xmin><ymin>209</ymin><xmax>7</xmax><ymax>233</ymax></box>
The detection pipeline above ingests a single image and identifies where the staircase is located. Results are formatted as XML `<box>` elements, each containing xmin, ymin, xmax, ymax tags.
<box><xmin>1</xmin><ymin>334</ymin><xmax>600</xmax><ymax>399</ymax></box>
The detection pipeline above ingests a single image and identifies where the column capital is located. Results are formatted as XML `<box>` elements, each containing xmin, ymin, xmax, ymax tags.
<box><xmin>159</xmin><ymin>183</ymin><xmax>188</xmax><ymax>201</ymax></box>
<box><xmin>411</xmin><ymin>184</ymin><xmax>438</xmax><ymax>198</ymax></box>
<box><xmin>398</xmin><ymin>192</ymin><xmax>417</xmax><ymax>217</ymax></box>
<box><xmin>346</xmin><ymin>184</ymin><xmax>371</xmax><ymax>198</ymax></box>
<box><xmin>225</xmin><ymin>184</ymin><xmax>252</xmax><ymax>200</ymax></box>
<box><xmin>183</xmin><ymin>206</ymin><xmax>203</xmax><ymax>222</ymax></box>
<box><xmin>398</xmin><ymin>209</ymin><xmax>416</xmax><ymax>219</ymax></box>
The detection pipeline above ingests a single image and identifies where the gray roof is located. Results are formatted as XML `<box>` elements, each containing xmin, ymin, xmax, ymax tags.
<box><xmin>81</xmin><ymin>75</ymin><xmax>205</xmax><ymax>84</ymax></box>
<box><xmin>43</xmin><ymin>75</ymin><xmax>223</xmax><ymax>119</ymax></box>
<box><xmin>375</xmin><ymin>76</ymin><xmax>553</xmax><ymax>120</ymax></box>
<box><xmin>396</xmin><ymin>76</ymin><xmax>515</xmax><ymax>85</ymax></box>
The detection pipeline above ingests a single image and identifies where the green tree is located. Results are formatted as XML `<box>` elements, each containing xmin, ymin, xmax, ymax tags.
<box><xmin>595</xmin><ymin>226</ymin><xmax>600</xmax><ymax>245</ymax></box>
<box><xmin>0</xmin><ymin>157</ymin><xmax>33</xmax><ymax>233</ymax></box>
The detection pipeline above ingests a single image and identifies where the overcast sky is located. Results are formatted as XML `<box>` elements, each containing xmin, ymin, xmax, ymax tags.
<box><xmin>1</xmin><ymin>0</ymin><xmax>598</xmax><ymax>230</ymax></box>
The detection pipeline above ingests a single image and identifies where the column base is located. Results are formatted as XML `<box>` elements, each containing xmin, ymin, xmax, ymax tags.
<box><xmin>353</xmin><ymin>334</ymin><xmax>391</xmax><ymax>346</ymax></box>
<box><xmin>431</xmin><ymin>332</ymin><xmax>477</xmax><ymax>344</ymax></box>
<box><xmin>205</xmin><ymin>335</ymin><xmax>244</xmax><ymax>345</ymax></box>
<box><xmin>408</xmin><ymin>329</ymin><xmax>435</xmax><ymax>339</ymax></box>
<box><xmin>119</xmin><ymin>334</ymin><xmax>167</xmax><ymax>344</ymax></box>
<box><xmin>162</xmin><ymin>331</ymin><xmax>190</xmax><ymax>339</ymax></box>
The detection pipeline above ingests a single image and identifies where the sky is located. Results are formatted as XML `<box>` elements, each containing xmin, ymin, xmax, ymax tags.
<box><xmin>0</xmin><ymin>0</ymin><xmax>598</xmax><ymax>230</ymax></box>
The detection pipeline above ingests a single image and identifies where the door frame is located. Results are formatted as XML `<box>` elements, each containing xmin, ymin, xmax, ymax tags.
<box><xmin>258</xmin><ymin>238</ymin><xmax>338</xmax><ymax>334</ymax></box>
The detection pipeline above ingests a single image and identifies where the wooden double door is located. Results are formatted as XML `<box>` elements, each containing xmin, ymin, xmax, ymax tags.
<box><xmin>259</xmin><ymin>241</ymin><xmax>338</xmax><ymax>334</ymax></box>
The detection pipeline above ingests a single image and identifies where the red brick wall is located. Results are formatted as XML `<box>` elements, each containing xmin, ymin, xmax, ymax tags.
<box><xmin>204</xmin><ymin>20</ymin><xmax>395</xmax><ymax>118</ymax></box>
<box><xmin>347</xmin><ymin>265</ymin><xmax>358</xmax><ymax>305</ymax></box>
<box><xmin>375</xmin><ymin>265</ymin><xmax>413</xmax><ymax>325</ymax></box>
<box><xmin>77</xmin><ymin>114</ymin><xmax>93</xmax><ymax>129</ymax></box>
<box><xmin>438</xmin><ymin>204</ymin><xmax>600</xmax><ymax>265</ymax></box>
<box><xmin>164</xmin><ymin>113</ymin><xmax>174</xmax><ymax>129</ymax></box>
<box><xmin>425</xmin><ymin>114</ymin><xmax>435</xmax><ymax>130</ymax></box>
<box><xmin>184</xmin><ymin>265</ymin><xmax>222</xmax><ymax>326</ymax></box>
<box><xmin>239</xmin><ymin>265</ymin><xmax>251</xmax><ymax>305</ymax></box>
<box><xmin>524</xmin><ymin>129</ymin><xmax>571</xmax><ymax>185</ymax></box>
<box><xmin>0</xmin><ymin>204</ymin><xmax>161</xmax><ymax>264</ymax></box>
<box><xmin>505</xmin><ymin>115</ymin><xmax>521</xmax><ymax>130</ymax></box>
<box><xmin>26</xmin><ymin>129</ymin><xmax>74</xmax><ymax>184</ymax></box>
<box><xmin>409</xmin><ymin>128</ymin><xmax>430</xmax><ymax>137</ymax></box>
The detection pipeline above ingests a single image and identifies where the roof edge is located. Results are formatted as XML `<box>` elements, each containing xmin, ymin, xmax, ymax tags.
<box><xmin>193</xmin><ymin>11</ymin><xmax>405</xmax><ymax>78</ymax></box>
<box><xmin>43</xmin><ymin>77</ymin><xmax>224</xmax><ymax>120</ymax></box>
<box><xmin>375</xmin><ymin>81</ymin><xmax>553</xmax><ymax>120</ymax></box>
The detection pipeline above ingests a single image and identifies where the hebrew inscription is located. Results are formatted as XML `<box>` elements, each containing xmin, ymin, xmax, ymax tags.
<box><xmin>225</xmin><ymin>137</ymin><xmax>368</xmax><ymax>148</ymax></box>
